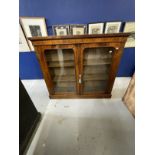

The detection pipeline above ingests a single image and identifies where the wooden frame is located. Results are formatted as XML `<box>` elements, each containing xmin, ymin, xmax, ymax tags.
<box><xmin>70</xmin><ymin>24</ymin><xmax>87</xmax><ymax>35</ymax></box>
<box><xmin>29</xmin><ymin>33</ymin><xmax>129</xmax><ymax>98</ymax></box>
<box><xmin>20</xmin><ymin>17</ymin><xmax>48</xmax><ymax>51</ymax></box>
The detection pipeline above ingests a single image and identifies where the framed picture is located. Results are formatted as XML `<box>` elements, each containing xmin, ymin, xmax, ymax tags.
<box><xmin>104</xmin><ymin>22</ymin><xmax>121</xmax><ymax>34</ymax></box>
<box><xmin>70</xmin><ymin>24</ymin><xmax>87</xmax><ymax>35</ymax></box>
<box><xmin>19</xmin><ymin>24</ymin><xmax>30</xmax><ymax>52</ymax></box>
<box><xmin>88</xmin><ymin>23</ymin><xmax>104</xmax><ymax>34</ymax></box>
<box><xmin>20</xmin><ymin>17</ymin><xmax>48</xmax><ymax>51</ymax></box>
<box><xmin>52</xmin><ymin>25</ymin><xmax>70</xmax><ymax>36</ymax></box>
<box><xmin>123</xmin><ymin>22</ymin><xmax>135</xmax><ymax>48</ymax></box>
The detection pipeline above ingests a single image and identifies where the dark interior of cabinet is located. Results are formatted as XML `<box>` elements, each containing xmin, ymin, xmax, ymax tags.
<box><xmin>44</xmin><ymin>46</ymin><xmax>115</xmax><ymax>94</ymax></box>
<box><xmin>82</xmin><ymin>47</ymin><xmax>114</xmax><ymax>93</ymax></box>
<box><xmin>44</xmin><ymin>49</ymin><xmax>76</xmax><ymax>93</ymax></box>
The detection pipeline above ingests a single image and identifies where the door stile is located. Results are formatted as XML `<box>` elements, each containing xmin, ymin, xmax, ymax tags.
<box><xmin>73</xmin><ymin>45</ymin><xmax>81</xmax><ymax>95</ymax></box>
<box><xmin>79</xmin><ymin>46</ymin><xmax>85</xmax><ymax>94</ymax></box>
<box><xmin>105</xmin><ymin>43</ymin><xmax>125</xmax><ymax>94</ymax></box>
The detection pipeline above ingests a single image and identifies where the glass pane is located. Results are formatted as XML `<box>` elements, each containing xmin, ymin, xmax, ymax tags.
<box><xmin>44</xmin><ymin>49</ymin><xmax>76</xmax><ymax>93</ymax></box>
<box><xmin>83</xmin><ymin>47</ymin><xmax>114</xmax><ymax>93</ymax></box>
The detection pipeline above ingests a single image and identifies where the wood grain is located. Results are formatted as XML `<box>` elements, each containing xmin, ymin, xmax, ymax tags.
<box><xmin>29</xmin><ymin>34</ymin><xmax>129</xmax><ymax>98</ymax></box>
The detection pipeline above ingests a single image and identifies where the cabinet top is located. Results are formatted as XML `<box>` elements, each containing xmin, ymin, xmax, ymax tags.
<box><xmin>28</xmin><ymin>33</ymin><xmax>130</xmax><ymax>41</ymax></box>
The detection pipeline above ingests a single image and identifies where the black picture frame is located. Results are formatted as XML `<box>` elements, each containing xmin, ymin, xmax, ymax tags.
<box><xmin>70</xmin><ymin>24</ymin><xmax>87</xmax><ymax>35</ymax></box>
<box><xmin>104</xmin><ymin>21</ymin><xmax>122</xmax><ymax>34</ymax></box>
<box><xmin>52</xmin><ymin>25</ymin><xmax>70</xmax><ymax>36</ymax></box>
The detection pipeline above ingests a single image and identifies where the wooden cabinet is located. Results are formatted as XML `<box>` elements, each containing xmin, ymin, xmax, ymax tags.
<box><xmin>29</xmin><ymin>33</ymin><xmax>129</xmax><ymax>98</ymax></box>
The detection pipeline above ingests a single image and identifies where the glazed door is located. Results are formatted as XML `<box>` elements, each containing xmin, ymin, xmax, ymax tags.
<box><xmin>80</xmin><ymin>44</ymin><xmax>117</xmax><ymax>94</ymax></box>
<box><xmin>43</xmin><ymin>45</ymin><xmax>79</xmax><ymax>95</ymax></box>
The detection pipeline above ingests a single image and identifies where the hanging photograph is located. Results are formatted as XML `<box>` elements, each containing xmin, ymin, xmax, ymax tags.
<box><xmin>70</xmin><ymin>24</ymin><xmax>87</xmax><ymax>35</ymax></box>
<box><xmin>88</xmin><ymin>23</ymin><xmax>104</xmax><ymax>34</ymax></box>
<box><xmin>104</xmin><ymin>22</ymin><xmax>121</xmax><ymax>34</ymax></box>
<box><xmin>29</xmin><ymin>25</ymin><xmax>42</xmax><ymax>36</ymax></box>
<box><xmin>52</xmin><ymin>25</ymin><xmax>70</xmax><ymax>36</ymax></box>
<box><xmin>19</xmin><ymin>24</ymin><xmax>30</xmax><ymax>52</ymax></box>
<box><xmin>123</xmin><ymin>22</ymin><xmax>135</xmax><ymax>48</ymax></box>
<box><xmin>20</xmin><ymin>17</ymin><xmax>48</xmax><ymax>50</ymax></box>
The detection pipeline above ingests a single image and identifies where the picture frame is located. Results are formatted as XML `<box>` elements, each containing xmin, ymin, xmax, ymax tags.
<box><xmin>104</xmin><ymin>22</ymin><xmax>122</xmax><ymax>34</ymax></box>
<box><xmin>70</xmin><ymin>24</ymin><xmax>87</xmax><ymax>35</ymax></box>
<box><xmin>52</xmin><ymin>25</ymin><xmax>70</xmax><ymax>36</ymax></box>
<box><xmin>88</xmin><ymin>23</ymin><xmax>104</xmax><ymax>34</ymax></box>
<box><xmin>19</xmin><ymin>24</ymin><xmax>30</xmax><ymax>52</ymax></box>
<box><xmin>20</xmin><ymin>17</ymin><xmax>48</xmax><ymax>51</ymax></box>
<box><xmin>123</xmin><ymin>22</ymin><xmax>135</xmax><ymax>48</ymax></box>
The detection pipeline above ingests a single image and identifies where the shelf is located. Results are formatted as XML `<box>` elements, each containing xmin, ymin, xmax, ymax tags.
<box><xmin>84</xmin><ymin>47</ymin><xmax>113</xmax><ymax>57</ymax></box>
<box><xmin>84</xmin><ymin>80</ymin><xmax>108</xmax><ymax>87</ymax></box>
<box><xmin>53</xmin><ymin>75</ymin><xmax>75</xmax><ymax>82</ymax></box>
<box><xmin>54</xmin><ymin>81</ymin><xmax>75</xmax><ymax>88</ymax></box>
<box><xmin>84</xmin><ymin>61</ymin><xmax>111</xmax><ymax>66</ymax></box>
<box><xmin>84</xmin><ymin>55</ymin><xmax>112</xmax><ymax>60</ymax></box>
<box><xmin>45</xmin><ymin>49</ymin><xmax>74</xmax><ymax>62</ymax></box>
<box><xmin>84</xmin><ymin>65</ymin><xmax>110</xmax><ymax>74</ymax></box>
<box><xmin>83</xmin><ymin>74</ymin><xmax>109</xmax><ymax>81</ymax></box>
<box><xmin>47</xmin><ymin>61</ymin><xmax>75</xmax><ymax>67</ymax></box>
<box><xmin>49</xmin><ymin>68</ymin><xmax>75</xmax><ymax>76</ymax></box>
<box><xmin>83</xmin><ymin>86</ymin><xmax>105</xmax><ymax>92</ymax></box>
<box><xmin>46</xmin><ymin>55</ymin><xmax>74</xmax><ymax>62</ymax></box>
<box><xmin>54</xmin><ymin>87</ymin><xmax>76</xmax><ymax>92</ymax></box>
<box><xmin>83</xmin><ymin>80</ymin><xmax>107</xmax><ymax>92</ymax></box>
<box><xmin>84</xmin><ymin>59</ymin><xmax>112</xmax><ymax>66</ymax></box>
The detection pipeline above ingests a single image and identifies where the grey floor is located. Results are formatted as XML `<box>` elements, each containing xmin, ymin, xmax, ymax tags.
<box><xmin>26</xmin><ymin>99</ymin><xmax>134</xmax><ymax>155</ymax></box>
<box><xmin>22</xmin><ymin>78</ymin><xmax>130</xmax><ymax>114</ymax></box>
<box><xmin>22</xmin><ymin>78</ymin><xmax>134</xmax><ymax>155</ymax></box>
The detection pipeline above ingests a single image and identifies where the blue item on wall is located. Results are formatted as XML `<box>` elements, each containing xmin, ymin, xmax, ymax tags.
<box><xmin>19</xmin><ymin>0</ymin><xmax>135</xmax><ymax>79</ymax></box>
<box><xmin>117</xmin><ymin>48</ymin><xmax>135</xmax><ymax>77</ymax></box>
<box><xmin>19</xmin><ymin>52</ymin><xmax>43</xmax><ymax>79</ymax></box>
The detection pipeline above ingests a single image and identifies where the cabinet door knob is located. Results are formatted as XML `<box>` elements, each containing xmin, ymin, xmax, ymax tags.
<box><xmin>79</xmin><ymin>74</ymin><xmax>82</xmax><ymax>84</ymax></box>
<box><xmin>109</xmin><ymin>50</ymin><xmax>113</xmax><ymax>54</ymax></box>
<box><xmin>115</xmin><ymin>47</ymin><xmax>119</xmax><ymax>50</ymax></box>
<box><xmin>79</xmin><ymin>79</ymin><xmax>82</xmax><ymax>84</ymax></box>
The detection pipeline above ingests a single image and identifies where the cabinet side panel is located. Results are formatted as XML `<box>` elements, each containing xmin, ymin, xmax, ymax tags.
<box><xmin>34</xmin><ymin>46</ymin><xmax>54</xmax><ymax>95</ymax></box>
